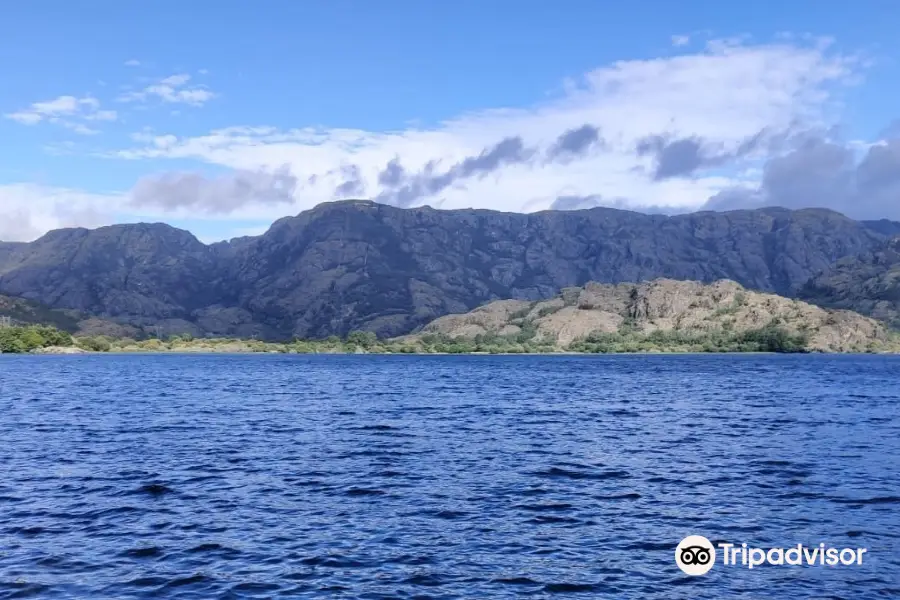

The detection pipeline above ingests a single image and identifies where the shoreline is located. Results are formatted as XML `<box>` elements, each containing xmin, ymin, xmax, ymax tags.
<box><xmin>18</xmin><ymin>347</ymin><xmax>898</xmax><ymax>356</ymax></box>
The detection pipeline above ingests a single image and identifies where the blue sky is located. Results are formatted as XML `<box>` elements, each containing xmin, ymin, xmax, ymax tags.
<box><xmin>2</xmin><ymin>1</ymin><xmax>899</xmax><ymax>241</ymax></box>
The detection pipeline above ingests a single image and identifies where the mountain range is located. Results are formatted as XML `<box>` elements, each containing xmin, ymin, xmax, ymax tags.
<box><xmin>1</xmin><ymin>200</ymin><xmax>899</xmax><ymax>339</ymax></box>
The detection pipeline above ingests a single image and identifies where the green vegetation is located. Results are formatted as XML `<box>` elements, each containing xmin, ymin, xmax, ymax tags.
<box><xmin>0</xmin><ymin>322</ymin><xmax>873</xmax><ymax>356</ymax></box>
<box><xmin>569</xmin><ymin>324</ymin><xmax>809</xmax><ymax>354</ymax></box>
<box><xmin>76</xmin><ymin>336</ymin><xmax>113</xmax><ymax>352</ymax></box>
<box><xmin>536</xmin><ymin>304</ymin><xmax>562</xmax><ymax>318</ymax></box>
<box><xmin>0</xmin><ymin>325</ymin><xmax>560</xmax><ymax>355</ymax></box>
<box><xmin>0</xmin><ymin>295</ymin><xmax>80</xmax><ymax>332</ymax></box>
<box><xmin>711</xmin><ymin>292</ymin><xmax>747</xmax><ymax>318</ymax></box>
<box><xmin>0</xmin><ymin>325</ymin><xmax>74</xmax><ymax>353</ymax></box>
<box><xmin>508</xmin><ymin>303</ymin><xmax>536</xmax><ymax>320</ymax></box>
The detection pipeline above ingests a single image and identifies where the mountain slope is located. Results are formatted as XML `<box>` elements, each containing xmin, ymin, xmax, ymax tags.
<box><xmin>799</xmin><ymin>237</ymin><xmax>900</xmax><ymax>328</ymax></box>
<box><xmin>0</xmin><ymin>223</ymin><xmax>228</xmax><ymax>336</ymax></box>
<box><xmin>414</xmin><ymin>279</ymin><xmax>894</xmax><ymax>353</ymax></box>
<box><xmin>0</xmin><ymin>294</ymin><xmax>80</xmax><ymax>331</ymax></box>
<box><xmin>0</xmin><ymin>293</ymin><xmax>141</xmax><ymax>337</ymax></box>
<box><xmin>0</xmin><ymin>201</ymin><xmax>892</xmax><ymax>339</ymax></box>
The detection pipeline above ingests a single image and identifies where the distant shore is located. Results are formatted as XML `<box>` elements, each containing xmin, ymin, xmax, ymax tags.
<box><xmin>3</xmin><ymin>323</ymin><xmax>899</xmax><ymax>355</ymax></box>
<box><xmin>22</xmin><ymin>343</ymin><xmax>897</xmax><ymax>357</ymax></box>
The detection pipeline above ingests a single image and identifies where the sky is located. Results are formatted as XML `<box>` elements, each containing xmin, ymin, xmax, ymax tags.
<box><xmin>2</xmin><ymin>0</ymin><xmax>900</xmax><ymax>243</ymax></box>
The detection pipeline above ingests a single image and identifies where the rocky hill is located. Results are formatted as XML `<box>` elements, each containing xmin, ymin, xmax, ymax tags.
<box><xmin>799</xmin><ymin>237</ymin><xmax>900</xmax><ymax>328</ymax></box>
<box><xmin>414</xmin><ymin>279</ymin><xmax>895</xmax><ymax>353</ymax></box>
<box><xmin>0</xmin><ymin>201</ymin><xmax>895</xmax><ymax>339</ymax></box>
<box><xmin>0</xmin><ymin>294</ymin><xmax>140</xmax><ymax>338</ymax></box>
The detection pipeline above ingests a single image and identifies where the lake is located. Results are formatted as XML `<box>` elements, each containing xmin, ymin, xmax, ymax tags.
<box><xmin>1</xmin><ymin>354</ymin><xmax>898</xmax><ymax>598</ymax></box>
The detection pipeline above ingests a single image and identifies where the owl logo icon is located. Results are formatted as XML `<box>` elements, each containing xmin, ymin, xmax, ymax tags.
<box><xmin>676</xmin><ymin>535</ymin><xmax>716</xmax><ymax>575</ymax></box>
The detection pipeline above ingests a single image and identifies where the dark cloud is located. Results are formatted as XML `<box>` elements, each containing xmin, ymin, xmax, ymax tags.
<box><xmin>375</xmin><ymin>136</ymin><xmax>536</xmax><ymax>207</ymax></box>
<box><xmin>333</xmin><ymin>165</ymin><xmax>366</xmax><ymax>198</ymax></box>
<box><xmin>637</xmin><ymin>130</ymin><xmax>770</xmax><ymax>180</ymax></box>
<box><xmin>130</xmin><ymin>165</ymin><xmax>296</xmax><ymax>214</ymax></box>
<box><xmin>638</xmin><ymin>136</ymin><xmax>706</xmax><ymax>180</ymax></box>
<box><xmin>330</xmin><ymin>124</ymin><xmax>607</xmax><ymax>208</ymax></box>
<box><xmin>377</xmin><ymin>158</ymin><xmax>405</xmax><ymax>187</ymax></box>
<box><xmin>857</xmin><ymin>139</ymin><xmax>900</xmax><ymax>194</ymax></box>
<box><xmin>699</xmin><ymin>132</ymin><xmax>900</xmax><ymax>220</ymax></box>
<box><xmin>457</xmin><ymin>136</ymin><xmax>534</xmax><ymax>175</ymax></box>
<box><xmin>760</xmin><ymin>138</ymin><xmax>855</xmax><ymax>208</ymax></box>
<box><xmin>547</xmin><ymin>125</ymin><xmax>604</xmax><ymax>162</ymax></box>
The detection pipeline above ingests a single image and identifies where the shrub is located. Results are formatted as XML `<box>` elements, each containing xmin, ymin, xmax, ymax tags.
<box><xmin>0</xmin><ymin>325</ymin><xmax>74</xmax><ymax>353</ymax></box>
<box><xmin>617</xmin><ymin>317</ymin><xmax>639</xmax><ymax>335</ymax></box>
<box><xmin>0</xmin><ymin>331</ymin><xmax>27</xmax><ymax>353</ymax></box>
<box><xmin>737</xmin><ymin>325</ymin><xmax>807</xmax><ymax>353</ymax></box>
<box><xmin>346</xmin><ymin>330</ymin><xmax>378</xmax><ymax>349</ymax></box>
<box><xmin>537</xmin><ymin>305</ymin><xmax>562</xmax><ymax>318</ymax></box>
<box><xmin>76</xmin><ymin>336</ymin><xmax>112</xmax><ymax>352</ymax></box>
<box><xmin>509</xmin><ymin>303</ymin><xmax>535</xmax><ymax>320</ymax></box>
<box><xmin>515</xmin><ymin>322</ymin><xmax>538</xmax><ymax>343</ymax></box>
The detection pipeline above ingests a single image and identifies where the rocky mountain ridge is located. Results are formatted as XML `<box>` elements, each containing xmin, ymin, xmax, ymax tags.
<box><xmin>0</xmin><ymin>201</ymin><xmax>897</xmax><ymax>339</ymax></box>
<box><xmin>415</xmin><ymin>279</ymin><xmax>895</xmax><ymax>353</ymax></box>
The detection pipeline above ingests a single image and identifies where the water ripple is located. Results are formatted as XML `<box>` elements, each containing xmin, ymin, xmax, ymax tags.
<box><xmin>0</xmin><ymin>353</ymin><xmax>898</xmax><ymax>598</ymax></box>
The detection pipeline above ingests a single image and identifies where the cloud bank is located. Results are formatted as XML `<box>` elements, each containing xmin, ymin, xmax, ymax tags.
<box><xmin>107</xmin><ymin>39</ymin><xmax>856</xmax><ymax>217</ymax></box>
<box><xmin>4</xmin><ymin>37</ymin><xmax>889</xmax><ymax>241</ymax></box>
<box><xmin>0</xmin><ymin>184</ymin><xmax>118</xmax><ymax>242</ymax></box>
<box><xmin>703</xmin><ymin>135</ymin><xmax>900</xmax><ymax>219</ymax></box>
<box><xmin>130</xmin><ymin>166</ymin><xmax>297</xmax><ymax>214</ymax></box>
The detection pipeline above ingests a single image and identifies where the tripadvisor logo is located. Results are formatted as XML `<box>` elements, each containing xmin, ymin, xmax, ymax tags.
<box><xmin>676</xmin><ymin>535</ymin><xmax>715</xmax><ymax>575</ymax></box>
<box><xmin>675</xmin><ymin>535</ymin><xmax>868</xmax><ymax>575</ymax></box>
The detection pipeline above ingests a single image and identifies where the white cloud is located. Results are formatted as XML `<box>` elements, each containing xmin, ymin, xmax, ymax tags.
<box><xmin>6</xmin><ymin>95</ymin><xmax>95</xmax><ymax>123</ymax></box>
<box><xmin>4</xmin><ymin>94</ymin><xmax>117</xmax><ymax>133</ymax></box>
<box><xmin>671</xmin><ymin>35</ymin><xmax>690</xmax><ymax>47</ymax></box>
<box><xmin>62</xmin><ymin>122</ymin><xmax>99</xmax><ymax>135</ymax></box>
<box><xmin>109</xmin><ymin>39</ymin><xmax>858</xmax><ymax>220</ymax></box>
<box><xmin>124</xmin><ymin>59</ymin><xmax>141</xmax><ymax>67</ymax></box>
<box><xmin>3</xmin><ymin>38</ymin><xmax>869</xmax><ymax>241</ymax></box>
<box><xmin>85</xmin><ymin>110</ymin><xmax>118</xmax><ymax>122</ymax></box>
<box><xmin>0</xmin><ymin>184</ymin><xmax>120</xmax><ymax>242</ymax></box>
<box><xmin>118</xmin><ymin>73</ymin><xmax>216</xmax><ymax>106</ymax></box>
<box><xmin>6</xmin><ymin>112</ymin><xmax>43</xmax><ymax>125</ymax></box>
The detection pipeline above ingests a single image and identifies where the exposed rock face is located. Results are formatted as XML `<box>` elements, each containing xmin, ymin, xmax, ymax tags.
<box><xmin>419</xmin><ymin>279</ymin><xmax>892</xmax><ymax>352</ymax></box>
<box><xmin>0</xmin><ymin>201</ymin><xmax>894</xmax><ymax>339</ymax></box>
<box><xmin>0</xmin><ymin>223</ymin><xmax>222</xmax><ymax>322</ymax></box>
<box><xmin>799</xmin><ymin>237</ymin><xmax>900</xmax><ymax>328</ymax></box>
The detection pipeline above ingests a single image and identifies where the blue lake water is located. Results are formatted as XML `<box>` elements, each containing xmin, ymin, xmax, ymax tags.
<box><xmin>0</xmin><ymin>354</ymin><xmax>898</xmax><ymax>598</ymax></box>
